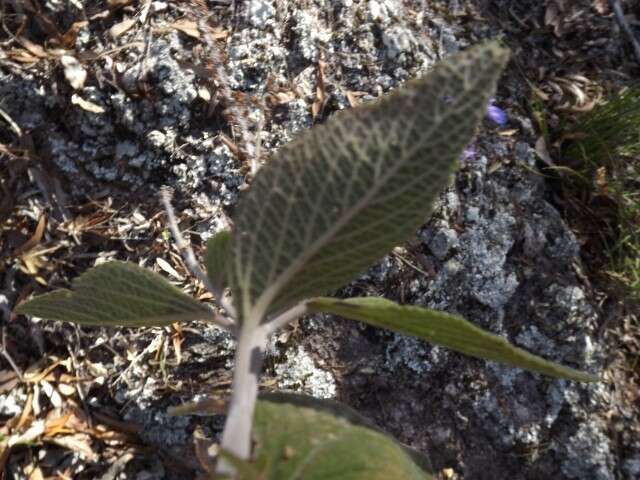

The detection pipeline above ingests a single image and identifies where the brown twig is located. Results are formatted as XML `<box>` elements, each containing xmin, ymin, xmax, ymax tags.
<box><xmin>189</xmin><ymin>0</ymin><xmax>257</xmax><ymax>173</ymax></box>
<box><xmin>137</xmin><ymin>0</ymin><xmax>154</xmax><ymax>94</ymax></box>
<box><xmin>1</xmin><ymin>327</ymin><xmax>23</xmax><ymax>382</ymax></box>
<box><xmin>611</xmin><ymin>0</ymin><xmax>640</xmax><ymax>64</ymax></box>
<box><xmin>66</xmin><ymin>342</ymin><xmax>93</xmax><ymax>428</ymax></box>
<box><xmin>0</xmin><ymin>105</ymin><xmax>22</xmax><ymax>137</ymax></box>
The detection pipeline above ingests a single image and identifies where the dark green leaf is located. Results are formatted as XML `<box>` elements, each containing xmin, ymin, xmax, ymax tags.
<box><xmin>308</xmin><ymin>297</ymin><xmax>599</xmax><ymax>383</ymax></box>
<box><xmin>16</xmin><ymin>261</ymin><xmax>213</xmax><ymax>327</ymax></box>
<box><xmin>205</xmin><ymin>230</ymin><xmax>231</xmax><ymax>291</ymax></box>
<box><xmin>243</xmin><ymin>396</ymin><xmax>431</xmax><ymax>480</ymax></box>
<box><xmin>230</xmin><ymin>42</ymin><xmax>510</xmax><ymax>322</ymax></box>
<box><xmin>214</xmin><ymin>449</ymin><xmax>262</xmax><ymax>480</ymax></box>
<box><xmin>259</xmin><ymin>392</ymin><xmax>434</xmax><ymax>475</ymax></box>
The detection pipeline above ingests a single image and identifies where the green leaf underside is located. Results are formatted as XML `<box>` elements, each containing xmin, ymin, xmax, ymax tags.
<box><xmin>233</xmin><ymin>397</ymin><xmax>431</xmax><ymax>480</ymax></box>
<box><xmin>230</xmin><ymin>42</ymin><xmax>510</xmax><ymax>322</ymax></box>
<box><xmin>308</xmin><ymin>297</ymin><xmax>599</xmax><ymax>383</ymax></box>
<box><xmin>205</xmin><ymin>230</ymin><xmax>232</xmax><ymax>290</ymax></box>
<box><xmin>16</xmin><ymin>261</ymin><xmax>212</xmax><ymax>327</ymax></box>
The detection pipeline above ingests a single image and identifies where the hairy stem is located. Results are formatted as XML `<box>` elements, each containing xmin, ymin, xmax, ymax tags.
<box><xmin>216</xmin><ymin>305</ymin><xmax>307</xmax><ymax>475</ymax></box>
<box><xmin>263</xmin><ymin>301</ymin><xmax>309</xmax><ymax>336</ymax></box>
<box><xmin>217</xmin><ymin>325</ymin><xmax>267</xmax><ymax>475</ymax></box>
<box><xmin>160</xmin><ymin>187</ymin><xmax>237</xmax><ymax>320</ymax></box>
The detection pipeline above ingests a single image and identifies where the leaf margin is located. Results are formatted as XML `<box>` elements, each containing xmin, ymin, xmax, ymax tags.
<box><xmin>15</xmin><ymin>260</ymin><xmax>213</xmax><ymax>327</ymax></box>
<box><xmin>230</xmin><ymin>41</ymin><xmax>512</xmax><ymax>322</ymax></box>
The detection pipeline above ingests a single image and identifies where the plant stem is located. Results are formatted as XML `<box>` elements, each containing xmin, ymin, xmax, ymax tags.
<box><xmin>217</xmin><ymin>326</ymin><xmax>267</xmax><ymax>476</ymax></box>
<box><xmin>214</xmin><ymin>304</ymin><xmax>308</xmax><ymax>476</ymax></box>
<box><xmin>160</xmin><ymin>187</ymin><xmax>237</xmax><ymax>320</ymax></box>
<box><xmin>263</xmin><ymin>301</ymin><xmax>309</xmax><ymax>336</ymax></box>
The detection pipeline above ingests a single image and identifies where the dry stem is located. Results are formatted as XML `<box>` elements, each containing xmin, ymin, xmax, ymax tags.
<box><xmin>611</xmin><ymin>0</ymin><xmax>640</xmax><ymax>64</ymax></box>
<box><xmin>190</xmin><ymin>0</ymin><xmax>256</xmax><ymax>170</ymax></box>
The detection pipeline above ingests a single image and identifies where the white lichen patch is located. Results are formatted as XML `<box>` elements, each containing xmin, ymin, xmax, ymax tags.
<box><xmin>275</xmin><ymin>345</ymin><xmax>336</xmax><ymax>399</ymax></box>
<box><xmin>385</xmin><ymin>335</ymin><xmax>449</xmax><ymax>375</ymax></box>
<box><xmin>248</xmin><ymin>0</ymin><xmax>276</xmax><ymax>29</ymax></box>
<box><xmin>0</xmin><ymin>387</ymin><xmax>28</xmax><ymax>417</ymax></box>
<box><xmin>560</xmin><ymin>421</ymin><xmax>615</xmax><ymax>480</ymax></box>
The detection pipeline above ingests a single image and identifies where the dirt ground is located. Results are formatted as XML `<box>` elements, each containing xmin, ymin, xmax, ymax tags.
<box><xmin>1</xmin><ymin>1</ymin><xmax>639</xmax><ymax>479</ymax></box>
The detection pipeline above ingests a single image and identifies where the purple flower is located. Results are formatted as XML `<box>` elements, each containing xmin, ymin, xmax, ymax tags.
<box><xmin>486</xmin><ymin>102</ymin><xmax>507</xmax><ymax>126</ymax></box>
<box><xmin>460</xmin><ymin>144</ymin><xmax>476</xmax><ymax>168</ymax></box>
<box><xmin>463</xmin><ymin>145</ymin><xmax>476</xmax><ymax>160</ymax></box>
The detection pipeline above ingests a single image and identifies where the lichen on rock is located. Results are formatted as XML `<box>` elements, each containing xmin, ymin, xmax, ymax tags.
<box><xmin>2</xmin><ymin>0</ymin><xmax>634</xmax><ymax>478</ymax></box>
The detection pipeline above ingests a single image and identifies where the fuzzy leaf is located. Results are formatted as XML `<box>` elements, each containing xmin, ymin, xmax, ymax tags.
<box><xmin>308</xmin><ymin>297</ymin><xmax>599</xmax><ymax>383</ymax></box>
<box><xmin>205</xmin><ymin>230</ymin><xmax>231</xmax><ymax>290</ymax></box>
<box><xmin>234</xmin><ymin>396</ymin><xmax>432</xmax><ymax>480</ymax></box>
<box><xmin>16</xmin><ymin>261</ymin><xmax>213</xmax><ymax>327</ymax></box>
<box><xmin>259</xmin><ymin>391</ymin><xmax>434</xmax><ymax>474</ymax></box>
<box><xmin>230</xmin><ymin>42</ymin><xmax>510</xmax><ymax>321</ymax></box>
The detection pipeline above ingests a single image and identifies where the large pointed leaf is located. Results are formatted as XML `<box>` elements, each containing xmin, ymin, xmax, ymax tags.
<box><xmin>205</xmin><ymin>230</ymin><xmax>231</xmax><ymax>291</ymax></box>
<box><xmin>227</xmin><ymin>396</ymin><xmax>431</xmax><ymax>480</ymax></box>
<box><xmin>308</xmin><ymin>297</ymin><xmax>599</xmax><ymax>382</ymax></box>
<box><xmin>230</xmin><ymin>42</ymin><xmax>510</xmax><ymax>322</ymax></box>
<box><xmin>16</xmin><ymin>261</ymin><xmax>213</xmax><ymax>327</ymax></box>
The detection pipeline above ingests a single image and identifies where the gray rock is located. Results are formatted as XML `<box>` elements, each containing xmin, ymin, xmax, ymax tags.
<box><xmin>368</xmin><ymin>0</ymin><xmax>401</xmax><ymax>25</ymax></box>
<box><xmin>424</xmin><ymin>227</ymin><xmax>459</xmax><ymax>260</ymax></box>
<box><xmin>624</xmin><ymin>455</ymin><xmax>640</xmax><ymax>478</ymax></box>
<box><xmin>560</xmin><ymin>420</ymin><xmax>615</xmax><ymax>480</ymax></box>
<box><xmin>247</xmin><ymin>0</ymin><xmax>276</xmax><ymax>29</ymax></box>
<box><xmin>273</xmin><ymin>345</ymin><xmax>337</xmax><ymax>399</ymax></box>
<box><xmin>382</xmin><ymin>25</ymin><xmax>417</xmax><ymax>58</ymax></box>
<box><xmin>3</xmin><ymin>1</ymin><xmax>630</xmax><ymax>478</ymax></box>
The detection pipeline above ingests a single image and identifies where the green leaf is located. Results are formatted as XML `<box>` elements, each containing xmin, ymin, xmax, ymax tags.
<box><xmin>215</xmin><ymin>449</ymin><xmax>262</xmax><ymax>480</ymax></box>
<box><xmin>259</xmin><ymin>391</ymin><xmax>434</xmax><ymax>475</ymax></box>
<box><xmin>243</xmin><ymin>395</ymin><xmax>432</xmax><ymax>480</ymax></box>
<box><xmin>16</xmin><ymin>261</ymin><xmax>213</xmax><ymax>327</ymax></box>
<box><xmin>205</xmin><ymin>230</ymin><xmax>231</xmax><ymax>290</ymax></box>
<box><xmin>230</xmin><ymin>42</ymin><xmax>510</xmax><ymax>322</ymax></box>
<box><xmin>308</xmin><ymin>297</ymin><xmax>599</xmax><ymax>383</ymax></box>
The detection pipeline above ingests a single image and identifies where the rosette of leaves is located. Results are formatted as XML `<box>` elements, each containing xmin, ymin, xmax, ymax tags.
<box><xmin>16</xmin><ymin>42</ymin><xmax>598</xmax><ymax>479</ymax></box>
